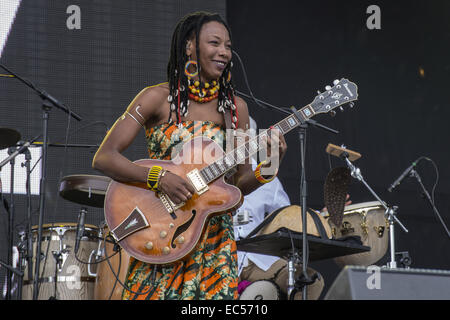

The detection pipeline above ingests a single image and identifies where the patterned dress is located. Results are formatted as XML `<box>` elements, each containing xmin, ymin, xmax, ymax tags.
<box><xmin>121</xmin><ymin>120</ymin><xmax>239</xmax><ymax>300</ymax></box>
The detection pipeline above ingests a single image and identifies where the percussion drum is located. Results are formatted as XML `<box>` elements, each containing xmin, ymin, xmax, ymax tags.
<box><xmin>93</xmin><ymin>224</ymin><xmax>130</xmax><ymax>300</ymax></box>
<box><xmin>256</xmin><ymin>205</ymin><xmax>332</xmax><ymax>239</ymax></box>
<box><xmin>329</xmin><ymin>201</ymin><xmax>389</xmax><ymax>267</ymax></box>
<box><xmin>22</xmin><ymin>223</ymin><xmax>99</xmax><ymax>300</ymax></box>
<box><xmin>239</xmin><ymin>280</ymin><xmax>282</xmax><ymax>300</ymax></box>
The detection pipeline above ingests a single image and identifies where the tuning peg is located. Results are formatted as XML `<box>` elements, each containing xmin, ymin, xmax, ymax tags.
<box><xmin>333</xmin><ymin>79</ymin><xmax>339</xmax><ymax>85</ymax></box>
<box><xmin>330</xmin><ymin>110</ymin><xmax>336</xmax><ymax>117</ymax></box>
<box><xmin>325</xmin><ymin>85</ymin><xmax>332</xmax><ymax>91</ymax></box>
<box><xmin>317</xmin><ymin>90</ymin><xmax>321</xmax><ymax>94</ymax></box>
<box><xmin>339</xmin><ymin>106</ymin><xmax>344</xmax><ymax>112</ymax></box>
<box><xmin>349</xmin><ymin>102</ymin><xmax>355</xmax><ymax>108</ymax></box>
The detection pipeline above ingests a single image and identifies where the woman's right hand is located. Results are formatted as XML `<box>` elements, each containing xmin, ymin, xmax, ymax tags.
<box><xmin>158</xmin><ymin>171</ymin><xmax>196</xmax><ymax>204</ymax></box>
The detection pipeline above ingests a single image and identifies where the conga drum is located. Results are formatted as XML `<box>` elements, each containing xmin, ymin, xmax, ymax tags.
<box><xmin>328</xmin><ymin>201</ymin><xmax>389</xmax><ymax>267</ymax></box>
<box><xmin>22</xmin><ymin>223</ymin><xmax>99</xmax><ymax>300</ymax></box>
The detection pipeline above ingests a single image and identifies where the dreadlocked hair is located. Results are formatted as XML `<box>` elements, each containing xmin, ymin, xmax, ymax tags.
<box><xmin>166</xmin><ymin>11</ymin><xmax>238</xmax><ymax>128</ymax></box>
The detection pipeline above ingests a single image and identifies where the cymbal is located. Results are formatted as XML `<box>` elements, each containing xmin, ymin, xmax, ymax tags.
<box><xmin>0</xmin><ymin>128</ymin><xmax>21</xmax><ymax>149</ymax></box>
<box><xmin>59</xmin><ymin>174</ymin><xmax>111</xmax><ymax>208</ymax></box>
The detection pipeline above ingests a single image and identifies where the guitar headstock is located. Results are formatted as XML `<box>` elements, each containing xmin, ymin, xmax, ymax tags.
<box><xmin>310</xmin><ymin>78</ymin><xmax>358</xmax><ymax>115</ymax></box>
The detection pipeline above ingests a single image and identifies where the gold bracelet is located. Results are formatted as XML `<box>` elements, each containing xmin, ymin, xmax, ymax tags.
<box><xmin>156</xmin><ymin>169</ymin><xmax>167</xmax><ymax>192</ymax></box>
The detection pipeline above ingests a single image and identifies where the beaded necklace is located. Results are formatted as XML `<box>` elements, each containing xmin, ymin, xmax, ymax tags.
<box><xmin>187</xmin><ymin>77</ymin><xmax>220</xmax><ymax>103</ymax></box>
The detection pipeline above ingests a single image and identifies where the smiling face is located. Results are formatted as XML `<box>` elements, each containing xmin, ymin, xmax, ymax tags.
<box><xmin>186</xmin><ymin>21</ymin><xmax>232</xmax><ymax>82</ymax></box>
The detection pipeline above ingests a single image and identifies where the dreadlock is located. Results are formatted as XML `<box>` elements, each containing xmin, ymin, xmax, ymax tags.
<box><xmin>166</xmin><ymin>12</ymin><xmax>238</xmax><ymax>128</ymax></box>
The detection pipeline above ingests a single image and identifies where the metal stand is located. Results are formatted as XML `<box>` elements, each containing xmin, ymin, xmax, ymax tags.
<box><xmin>0</xmin><ymin>143</ymin><xmax>34</xmax><ymax>299</ymax></box>
<box><xmin>0</xmin><ymin>62</ymin><xmax>82</xmax><ymax>300</ymax></box>
<box><xmin>410</xmin><ymin>169</ymin><xmax>450</xmax><ymax>239</ymax></box>
<box><xmin>341</xmin><ymin>153</ymin><xmax>408</xmax><ymax>269</ymax></box>
<box><xmin>6</xmin><ymin>147</ymin><xmax>16</xmax><ymax>300</ymax></box>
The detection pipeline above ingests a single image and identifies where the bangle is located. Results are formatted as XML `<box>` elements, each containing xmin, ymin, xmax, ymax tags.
<box><xmin>156</xmin><ymin>169</ymin><xmax>167</xmax><ymax>192</ymax></box>
<box><xmin>254</xmin><ymin>160</ymin><xmax>278</xmax><ymax>184</ymax></box>
<box><xmin>147</xmin><ymin>166</ymin><xmax>163</xmax><ymax>191</ymax></box>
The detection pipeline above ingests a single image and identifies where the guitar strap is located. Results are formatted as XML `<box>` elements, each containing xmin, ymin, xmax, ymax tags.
<box><xmin>223</xmin><ymin>108</ymin><xmax>238</xmax><ymax>181</ymax></box>
<box><xmin>224</xmin><ymin>107</ymin><xmax>233</xmax><ymax>130</ymax></box>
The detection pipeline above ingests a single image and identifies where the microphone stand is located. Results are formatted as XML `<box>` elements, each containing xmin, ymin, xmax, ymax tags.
<box><xmin>0</xmin><ymin>143</ymin><xmax>34</xmax><ymax>300</ymax></box>
<box><xmin>0</xmin><ymin>63</ymin><xmax>83</xmax><ymax>300</ymax></box>
<box><xmin>6</xmin><ymin>147</ymin><xmax>16</xmax><ymax>300</ymax></box>
<box><xmin>410</xmin><ymin>169</ymin><xmax>450</xmax><ymax>239</ymax></box>
<box><xmin>340</xmin><ymin>152</ymin><xmax>408</xmax><ymax>268</ymax></box>
<box><xmin>238</xmin><ymin>90</ymin><xmax>338</xmax><ymax>300</ymax></box>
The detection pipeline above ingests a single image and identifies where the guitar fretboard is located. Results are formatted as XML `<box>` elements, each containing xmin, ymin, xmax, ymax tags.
<box><xmin>199</xmin><ymin>104</ymin><xmax>316</xmax><ymax>183</ymax></box>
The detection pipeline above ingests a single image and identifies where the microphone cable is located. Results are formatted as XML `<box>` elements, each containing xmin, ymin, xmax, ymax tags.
<box><xmin>232</xmin><ymin>50</ymin><xmax>291</xmax><ymax>116</ymax></box>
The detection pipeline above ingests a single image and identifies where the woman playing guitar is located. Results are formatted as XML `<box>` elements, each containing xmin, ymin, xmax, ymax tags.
<box><xmin>92</xmin><ymin>11</ymin><xmax>287</xmax><ymax>300</ymax></box>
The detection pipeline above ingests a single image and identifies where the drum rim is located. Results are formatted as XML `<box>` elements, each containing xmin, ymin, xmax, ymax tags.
<box><xmin>343</xmin><ymin>201</ymin><xmax>383</xmax><ymax>212</ymax></box>
<box><xmin>239</xmin><ymin>280</ymin><xmax>281</xmax><ymax>300</ymax></box>
<box><xmin>31</xmin><ymin>223</ymin><xmax>98</xmax><ymax>231</ymax></box>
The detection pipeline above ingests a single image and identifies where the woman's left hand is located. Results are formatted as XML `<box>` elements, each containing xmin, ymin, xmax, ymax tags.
<box><xmin>264</xmin><ymin>127</ymin><xmax>288</xmax><ymax>165</ymax></box>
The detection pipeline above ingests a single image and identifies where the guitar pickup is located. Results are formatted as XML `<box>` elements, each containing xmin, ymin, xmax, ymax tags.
<box><xmin>186</xmin><ymin>168</ymin><xmax>209</xmax><ymax>195</ymax></box>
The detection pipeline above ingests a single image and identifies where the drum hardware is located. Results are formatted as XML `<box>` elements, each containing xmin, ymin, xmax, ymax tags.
<box><xmin>374</xmin><ymin>226</ymin><xmax>385</xmax><ymax>238</ymax></box>
<box><xmin>22</xmin><ymin>223</ymin><xmax>100</xmax><ymax>300</ymax></box>
<box><xmin>395</xmin><ymin>251</ymin><xmax>412</xmax><ymax>268</ymax></box>
<box><xmin>360</xmin><ymin>220</ymin><xmax>368</xmax><ymax>236</ymax></box>
<box><xmin>328</xmin><ymin>144</ymin><xmax>408</xmax><ymax>269</ymax></box>
<box><xmin>340</xmin><ymin>221</ymin><xmax>355</xmax><ymax>236</ymax></box>
<box><xmin>1</xmin><ymin>62</ymin><xmax>83</xmax><ymax>300</ymax></box>
<box><xmin>0</xmin><ymin>137</ymin><xmax>38</xmax><ymax>300</ymax></box>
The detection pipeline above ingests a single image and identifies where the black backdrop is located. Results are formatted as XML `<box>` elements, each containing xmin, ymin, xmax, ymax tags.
<box><xmin>227</xmin><ymin>0</ymin><xmax>450</xmax><ymax>297</ymax></box>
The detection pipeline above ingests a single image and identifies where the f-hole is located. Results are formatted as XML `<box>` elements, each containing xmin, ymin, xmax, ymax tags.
<box><xmin>171</xmin><ymin>209</ymin><xmax>196</xmax><ymax>249</ymax></box>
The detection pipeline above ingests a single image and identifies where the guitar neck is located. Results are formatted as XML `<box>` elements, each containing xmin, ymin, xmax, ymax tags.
<box><xmin>199</xmin><ymin>104</ymin><xmax>314</xmax><ymax>184</ymax></box>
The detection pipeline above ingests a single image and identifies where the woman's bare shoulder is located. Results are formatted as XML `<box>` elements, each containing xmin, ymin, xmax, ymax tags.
<box><xmin>138</xmin><ymin>82</ymin><xmax>170</xmax><ymax>103</ymax></box>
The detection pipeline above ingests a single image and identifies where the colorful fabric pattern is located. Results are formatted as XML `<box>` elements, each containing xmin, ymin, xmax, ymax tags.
<box><xmin>122</xmin><ymin>120</ymin><xmax>238</xmax><ymax>300</ymax></box>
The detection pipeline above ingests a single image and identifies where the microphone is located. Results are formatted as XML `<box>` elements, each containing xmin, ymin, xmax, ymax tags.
<box><xmin>75</xmin><ymin>208</ymin><xmax>87</xmax><ymax>255</ymax></box>
<box><xmin>388</xmin><ymin>159</ymin><xmax>421</xmax><ymax>192</ymax></box>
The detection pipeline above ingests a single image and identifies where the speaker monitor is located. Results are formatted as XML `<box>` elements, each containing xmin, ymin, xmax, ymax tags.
<box><xmin>325</xmin><ymin>265</ymin><xmax>450</xmax><ymax>300</ymax></box>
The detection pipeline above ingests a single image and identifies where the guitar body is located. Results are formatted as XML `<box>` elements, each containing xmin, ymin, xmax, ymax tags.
<box><xmin>104</xmin><ymin>136</ymin><xmax>243</xmax><ymax>264</ymax></box>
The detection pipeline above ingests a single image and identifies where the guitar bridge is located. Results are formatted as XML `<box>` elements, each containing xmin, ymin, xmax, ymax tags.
<box><xmin>186</xmin><ymin>168</ymin><xmax>209</xmax><ymax>195</ymax></box>
<box><xmin>159</xmin><ymin>192</ymin><xmax>185</xmax><ymax>215</ymax></box>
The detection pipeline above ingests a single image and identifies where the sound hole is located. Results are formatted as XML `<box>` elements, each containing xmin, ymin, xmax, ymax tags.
<box><xmin>171</xmin><ymin>210</ymin><xmax>196</xmax><ymax>249</ymax></box>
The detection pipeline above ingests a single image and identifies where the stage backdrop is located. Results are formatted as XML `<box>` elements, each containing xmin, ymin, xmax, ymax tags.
<box><xmin>0</xmin><ymin>0</ymin><xmax>225</xmax><ymax>299</ymax></box>
<box><xmin>227</xmin><ymin>0</ymin><xmax>450</xmax><ymax>298</ymax></box>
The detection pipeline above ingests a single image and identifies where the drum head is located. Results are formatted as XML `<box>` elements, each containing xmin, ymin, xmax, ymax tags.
<box><xmin>239</xmin><ymin>280</ymin><xmax>280</xmax><ymax>300</ymax></box>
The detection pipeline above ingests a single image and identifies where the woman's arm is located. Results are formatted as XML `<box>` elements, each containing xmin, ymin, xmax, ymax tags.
<box><xmin>92</xmin><ymin>86</ymin><xmax>159</xmax><ymax>183</ymax></box>
<box><xmin>92</xmin><ymin>85</ymin><xmax>195</xmax><ymax>204</ymax></box>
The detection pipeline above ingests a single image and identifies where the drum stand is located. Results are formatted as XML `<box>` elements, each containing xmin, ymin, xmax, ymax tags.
<box><xmin>341</xmin><ymin>152</ymin><xmax>408</xmax><ymax>269</ymax></box>
<box><xmin>0</xmin><ymin>62</ymin><xmax>83</xmax><ymax>300</ymax></box>
<box><xmin>0</xmin><ymin>142</ymin><xmax>36</xmax><ymax>299</ymax></box>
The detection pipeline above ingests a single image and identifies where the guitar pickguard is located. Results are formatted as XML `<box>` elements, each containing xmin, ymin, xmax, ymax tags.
<box><xmin>111</xmin><ymin>206</ymin><xmax>150</xmax><ymax>242</ymax></box>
